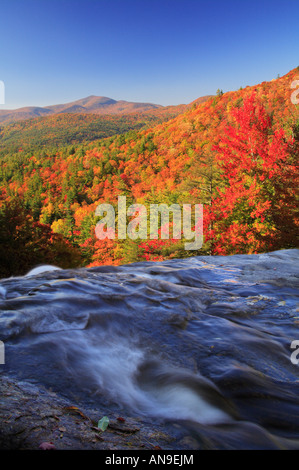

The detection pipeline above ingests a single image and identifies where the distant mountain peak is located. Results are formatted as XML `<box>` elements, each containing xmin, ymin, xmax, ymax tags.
<box><xmin>0</xmin><ymin>95</ymin><xmax>164</xmax><ymax>124</ymax></box>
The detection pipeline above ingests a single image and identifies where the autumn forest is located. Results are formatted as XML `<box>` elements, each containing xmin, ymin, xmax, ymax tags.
<box><xmin>0</xmin><ymin>68</ymin><xmax>298</xmax><ymax>278</ymax></box>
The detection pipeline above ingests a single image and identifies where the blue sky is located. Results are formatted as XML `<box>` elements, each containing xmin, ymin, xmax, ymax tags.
<box><xmin>0</xmin><ymin>0</ymin><xmax>298</xmax><ymax>109</ymax></box>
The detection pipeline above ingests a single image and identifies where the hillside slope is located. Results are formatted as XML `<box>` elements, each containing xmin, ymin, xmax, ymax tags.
<box><xmin>0</xmin><ymin>68</ymin><xmax>298</xmax><ymax>273</ymax></box>
<box><xmin>0</xmin><ymin>111</ymin><xmax>181</xmax><ymax>152</ymax></box>
<box><xmin>0</xmin><ymin>97</ymin><xmax>213</xmax><ymax>153</ymax></box>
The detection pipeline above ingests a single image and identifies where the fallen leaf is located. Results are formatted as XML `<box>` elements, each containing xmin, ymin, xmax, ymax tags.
<box><xmin>39</xmin><ymin>442</ymin><xmax>56</xmax><ymax>450</ymax></box>
<box><xmin>63</xmin><ymin>406</ymin><xmax>90</xmax><ymax>420</ymax></box>
<box><xmin>98</xmin><ymin>416</ymin><xmax>109</xmax><ymax>431</ymax></box>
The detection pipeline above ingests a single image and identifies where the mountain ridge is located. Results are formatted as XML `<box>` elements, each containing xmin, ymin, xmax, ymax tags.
<box><xmin>0</xmin><ymin>95</ymin><xmax>164</xmax><ymax>124</ymax></box>
<box><xmin>0</xmin><ymin>94</ymin><xmax>214</xmax><ymax>125</ymax></box>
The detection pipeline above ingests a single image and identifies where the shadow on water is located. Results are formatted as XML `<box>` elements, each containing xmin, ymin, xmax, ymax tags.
<box><xmin>0</xmin><ymin>249</ymin><xmax>299</xmax><ymax>449</ymax></box>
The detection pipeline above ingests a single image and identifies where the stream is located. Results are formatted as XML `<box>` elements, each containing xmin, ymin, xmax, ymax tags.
<box><xmin>0</xmin><ymin>249</ymin><xmax>299</xmax><ymax>449</ymax></box>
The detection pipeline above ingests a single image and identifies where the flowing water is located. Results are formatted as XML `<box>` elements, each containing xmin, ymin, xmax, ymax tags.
<box><xmin>0</xmin><ymin>249</ymin><xmax>299</xmax><ymax>449</ymax></box>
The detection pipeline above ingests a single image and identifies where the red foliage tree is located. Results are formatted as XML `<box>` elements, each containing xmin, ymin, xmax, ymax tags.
<box><xmin>206</xmin><ymin>94</ymin><xmax>298</xmax><ymax>254</ymax></box>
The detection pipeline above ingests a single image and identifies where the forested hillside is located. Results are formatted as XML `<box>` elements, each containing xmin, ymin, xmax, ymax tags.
<box><xmin>0</xmin><ymin>109</ymin><xmax>183</xmax><ymax>154</ymax></box>
<box><xmin>0</xmin><ymin>68</ymin><xmax>298</xmax><ymax>276</ymax></box>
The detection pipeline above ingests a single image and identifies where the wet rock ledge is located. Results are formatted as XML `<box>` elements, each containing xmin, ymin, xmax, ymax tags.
<box><xmin>0</xmin><ymin>375</ymin><xmax>188</xmax><ymax>451</ymax></box>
